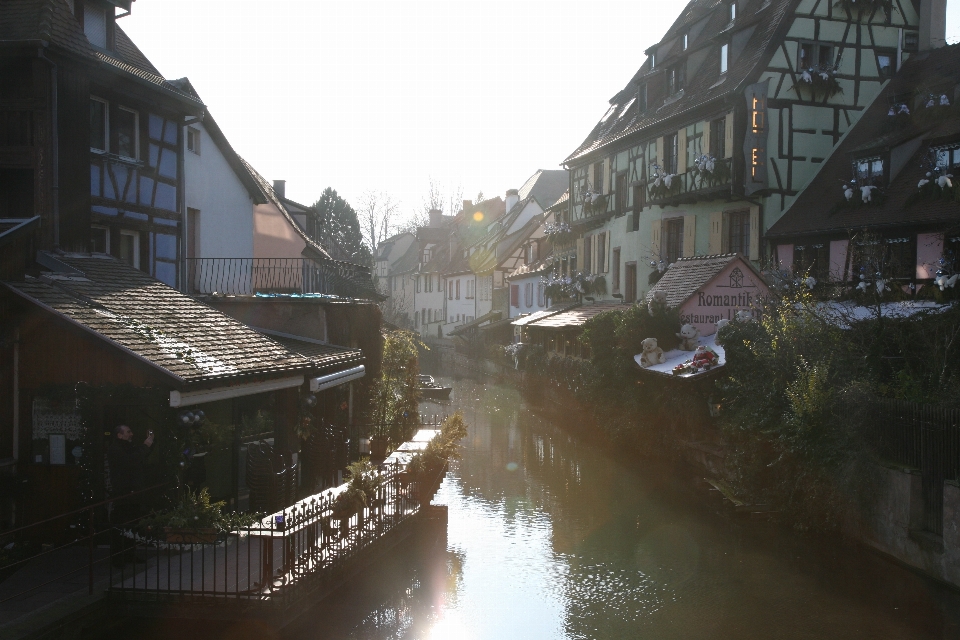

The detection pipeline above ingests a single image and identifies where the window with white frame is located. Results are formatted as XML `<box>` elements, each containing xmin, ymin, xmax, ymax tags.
<box><xmin>90</xmin><ymin>98</ymin><xmax>108</xmax><ymax>152</ymax></box>
<box><xmin>187</xmin><ymin>127</ymin><xmax>201</xmax><ymax>155</ymax></box>
<box><xmin>115</xmin><ymin>107</ymin><xmax>138</xmax><ymax>160</ymax></box>
<box><xmin>720</xmin><ymin>43</ymin><xmax>729</xmax><ymax>74</ymax></box>
<box><xmin>90</xmin><ymin>226</ymin><xmax>109</xmax><ymax>253</ymax></box>
<box><xmin>854</xmin><ymin>157</ymin><xmax>884</xmax><ymax>187</ymax></box>
<box><xmin>934</xmin><ymin>145</ymin><xmax>960</xmax><ymax>170</ymax></box>
<box><xmin>118</xmin><ymin>230</ymin><xmax>139</xmax><ymax>268</ymax></box>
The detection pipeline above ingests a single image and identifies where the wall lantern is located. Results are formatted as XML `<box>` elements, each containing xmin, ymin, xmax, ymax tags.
<box><xmin>708</xmin><ymin>397</ymin><xmax>722</xmax><ymax>418</ymax></box>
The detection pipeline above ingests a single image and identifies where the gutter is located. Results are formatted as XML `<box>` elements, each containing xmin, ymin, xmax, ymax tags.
<box><xmin>170</xmin><ymin>375</ymin><xmax>305</xmax><ymax>407</ymax></box>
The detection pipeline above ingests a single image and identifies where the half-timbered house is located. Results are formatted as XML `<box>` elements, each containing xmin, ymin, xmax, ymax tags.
<box><xmin>558</xmin><ymin>0</ymin><xmax>939</xmax><ymax>303</ymax></box>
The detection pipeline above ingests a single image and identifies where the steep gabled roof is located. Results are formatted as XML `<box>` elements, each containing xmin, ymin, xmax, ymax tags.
<box><xmin>517</xmin><ymin>170</ymin><xmax>569</xmax><ymax>209</ymax></box>
<box><xmin>645</xmin><ymin>253</ymin><xmax>763</xmax><ymax>307</ymax></box>
<box><xmin>767</xmin><ymin>45</ymin><xmax>960</xmax><ymax>239</ymax></box>
<box><xmin>388</xmin><ymin>239</ymin><xmax>421</xmax><ymax>276</ymax></box>
<box><xmin>3</xmin><ymin>254</ymin><xmax>313</xmax><ymax>385</ymax></box>
<box><xmin>564</xmin><ymin>0</ymin><xmax>797</xmax><ymax>165</ymax></box>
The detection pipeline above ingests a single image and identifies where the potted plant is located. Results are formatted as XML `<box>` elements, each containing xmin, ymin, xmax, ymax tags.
<box><xmin>406</xmin><ymin>413</ymin><xmax>468</xmax><ymax>503</ymax></box>
<box><xmin>140</xmin><ymin>487</ymin><xmax>261</xmax><ymax>544</ymax></box>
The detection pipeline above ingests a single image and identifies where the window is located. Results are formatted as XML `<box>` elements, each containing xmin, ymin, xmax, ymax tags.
<box><xmin>584</xmin><ymin>235</ymin><xmax>592</xmax><ymax>274</ymax></box>
<box><xmin>668</xmin><ymin>64</ymin><xmax>685</xmax><ymax>95</ymax></box>
<box><xmin>187</xmin><ymin>127</ymin><xmax>201</xmax><ymax>155</ymax></box>
<box><xmin>631</xmin><ymin>184</ymin><xmax>644</xmax><ymax>231</ymax></box>
<box><xmin>798</xmin><ymin>42</ymin><xmax>834</xmax><ymax>69</ymax></box>
<box><xmin>511</xmin><ymin>284</ymin><xmax>519</xmax><ymax>307</ymax></box>
<box><xmin>118</xmin><ymin>230</ymin><xmax>139</xmax><ymax>268</ymax></box>
<box><xmin>525</xmin><ymin>283</ymin><xmax>533</xmax><ymax>308</ymax></box>
<box><xmin>686</xmin><ymin>123</ymin><xmax>703</xmax><ymax>169</ymax></box>
<box><xmin>616</xmin><ymin>173</ymin><xmax>627</xmax><ymax>214</ymax></box>
<box><xmin>90</xmin><ymin>226</ymin><xmax>109</xmax><ymax>253</ymax></box>
<box><xmin>727</xmin><ymin>210</ymin><xmax>751</xmax><ymax>257</ymax></box>
<box><xmin>683</xmin><ymin>33</ymin><xmax>689</xmax><ymax>50</ymax></box>
<box><xmin>115</xmin><ymin>107</ymin><xmax>138</xmax><ymax>160</ymax></box>
<box><xmin>593</xmin><ymin>161</ymin><xmax>605</xmax><ymax>193</ymax></box>
<box><xmin>416</xmin><ymin>276</ymin><xmax>421</xmax><ymax>292</ymax></box>
<box><xmin>423</xmin><ymin>247</ymin><xmax>431</xmax><ymax>263</ymax></box>
<box><xmin>665</xmin><ymin>218</ymin><xmax>684</xmax><ymax>264</ymax></box>
<box><xmin>934</xmin><ymin>145</ymin><xmax>960</xmax><ymax>170</ymax></box>
<box><xmin>793</xmin><ymin>244</ymin><xmax>829</xmax><ymax>281</ymax></box>
<box><xmin>625</xmin><ymin>262</ymin><xmax>637</xmax><ymax>303</ymax></box>
<box><xmin>456</xmin><ymin>279</ymin><xmax>460</xmax><ymax>299</ymax></box>
<box><xmin>650</xmin><ymin>53</ymin><xmax>656</xmax><ymax>69</ymax></box>
<box><xmin>854</xmin><ymin>157</ymin><xmax>884</xmax><ymax>187</ymax></box>
<box><xmin>720</xmin><ymin>43</ymin><xmax>729</xmax><ymax>74</ymax></box>
<box><xmin>663</xmin><ymin>133</ymin><xmax>678</xmax><ymax>174</ymax></box>
<box><xmin>612</xmin><ymin>248</ymin><xmax>621</xmax><ymax>291</ymax></box>
<box><xmin>885</xmin><ymin>237</ymin><xmax>915</xmax><ymax>279</ymax></box>
<box><xmin>393</xmin><ymin>277</ymin><xmax>397</xmax><ymax>291</ymax></box>
<box><xmin>729</xmin><ymin>2</ymin><xmax>736</xmax><ymax>21</ymax></box>
<box><xmin>710</xmin><ymin>118</ymin><xmax>726</xmax><ymax>158</ymax></box>
<box><xmin>90</xmin><ymin>98</ymin><xmax>107</xmax><ymax>151</ymax></box>
<box><xmin>538</xmin><ymin>283</ymin><xmax>546</xmax><ymax>306</ymax></box>
<box><xmin>903</xmin><ymin>32</ymin><xmax>919</xmax><ymax>52</ymax></box>
<box><xmin>83</xmin><ymin>1</ymin><xmax>107</xmax><ymax>48</ymax></box>
<box><xmin>448</xmin><ymin>281</ymin><xmax>452</xmax><ymax>299</ymax></box>
<box><xmin>638</xmin><ymin>83</ymin><xmax>648</xmax><ymax>111</ymax></box>
<box><xmin>186</xmin><ymin>207</ymin><xmax>200</xmax><ymax>259</ymax></box>
<box><xmin>597</xmin><ymin>233</ymin><xmax>606</xmax><ymax>272</ymax></box>
<box><xmin>415</xmin><ymin>311</ymin><xmax>420</xmax><ymax>328</ymax></box>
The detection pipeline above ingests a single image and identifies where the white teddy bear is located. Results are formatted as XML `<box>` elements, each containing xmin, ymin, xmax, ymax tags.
<box><xmin>639</xmin><ymin>337</ymin><xmax>667</xmax><ymax>368</ymax></box>
<box><xmin>676</xmin><ymin>323</ymin><xmax>700</xmax><ymax>351</ymax></box>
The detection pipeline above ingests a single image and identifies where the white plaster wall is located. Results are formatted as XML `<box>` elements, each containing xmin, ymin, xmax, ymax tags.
<box><xmin>508</xmin><ymin>273</ymin><xmax>548</xmax><ymax>319</ymax></box>
<box><xmin>444</xmin><ymin>274</ymin><xmax>477</xmax><ymax>331</ymax></box>
<box><xmin>183</xmin><ymin>123</ymin><xmax>255</xmax><ymax>259</ymax></box>
<box><xmin>506</xmin><ymin>200</ymin><xmax>544</xmax><ymax>235</ymax></box>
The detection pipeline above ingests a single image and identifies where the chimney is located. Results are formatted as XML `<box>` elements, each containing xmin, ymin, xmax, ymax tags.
<box><xmin>273</xmin><ymin>180</ymin><xmax>286</xmax><ymax>199</ymax></box>
<box><xmin>919</xmin><ymin>0</ymin><xmax>947</xmax><ymax>50</ymax></box>
<box><xmin>429</xmin><ymin>208</ymin><xmax>443</xmax><ymax>227</ymax></box>
<box><xmin>462</xmin><ymin>200</ymin><xmax>472</xmax><ymax>217</ymax></box>
<box><xmin>505</xmin><ymin>189</ymin><xmax>519</xmax><ymax>212</ymax></box>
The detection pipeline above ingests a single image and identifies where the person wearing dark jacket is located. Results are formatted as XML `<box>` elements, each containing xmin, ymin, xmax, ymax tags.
<box><xmin>107</xmin><ymin>425</ymin><xmax>153</xmax><ymax>565</ymax></box>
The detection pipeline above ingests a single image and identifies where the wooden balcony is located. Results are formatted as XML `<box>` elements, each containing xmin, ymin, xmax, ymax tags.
<box><xmin>648</xmin><ymin>157</ymin><xmax>734</xmax><ymax>207</ymax></box>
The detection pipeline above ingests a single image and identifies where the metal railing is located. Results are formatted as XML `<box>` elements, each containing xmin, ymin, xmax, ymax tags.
<box><xmin>107</xmin><ymin>459</ymin><xmax>446</xmax><ymax>608</ymax></box>
<box><xmin>183</xmin><ymin>258</ymin><xmax>373</xmax><ymax>297</ymax></box>
<box><xmin>648</xmin><ymin>157</ymin><xmax>734</xmax><ymax>204</ymax></box>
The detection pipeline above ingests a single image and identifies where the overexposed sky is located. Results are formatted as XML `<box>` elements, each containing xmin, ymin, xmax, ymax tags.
<box><xmin>122</xmin><ymin>0</ymin><xmax>959</xmax><ymax>223</ymax></box>
<box><xmin>120</xmin><ymin>0</ymin><xmax>688</xmax><ymax>220</ymax></box>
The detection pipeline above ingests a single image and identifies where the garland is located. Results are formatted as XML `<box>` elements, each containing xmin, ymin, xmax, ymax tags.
<box><xmin>544</xmin><ymin>221</ymin><xmax>574</xmax><ymax>247</ymax></box>
<box><xmin>540</xmin><ymin>271</ymin><xmax>606</xmax><ymax>299</ymax></box>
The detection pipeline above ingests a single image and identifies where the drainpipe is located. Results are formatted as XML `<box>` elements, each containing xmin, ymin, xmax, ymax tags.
<box><xmin>12</xmin><ymin>328</ymin><xmax>20</xmax><ymax>464</ymax></box>
<box><xmin>38</xmin><ymin>49</ymin><xmax>59</xmax><ymax>249</ymax></box>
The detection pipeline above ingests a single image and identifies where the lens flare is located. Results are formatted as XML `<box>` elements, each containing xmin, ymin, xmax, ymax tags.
<box><xmin>472</xmin><ymin>211</ymin><xmax>484</xmax><ymax>222</ymax></box>
<box><xmin>505</xmin><ymin>462</ymin><xmax>518</xmax><ymax>472</ymax></box>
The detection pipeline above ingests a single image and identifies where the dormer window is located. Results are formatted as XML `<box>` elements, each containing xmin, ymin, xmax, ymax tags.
<box><xmin>720</xmin><ymin>43</ymin><xmax>729</xmax><ymax>74</ymax></box>
<box><xmin>682</xmin><ymin>33</ymin><xmax>689</xmax><ymax>50</ymax></box>
<box><xmin>798</xmin><ymin>42</ymin><xmax>834</xmax><ymax>69</ymax></box>
<box><xmin>934</xmin><ymin>145</ymin><xmax>960</xmax><ymax>170</ymax></box>
<box><xmin>668</xmin><ymin>64</ymin><xmax>685</xmax><ymax>94</ymax></box>
<box><xmin>82</xmin><ymin>2</ymin><xmax>107</xmax><ymax>48</ymax></box>
<box><xmin>729</xmin><ymin>2</ymin><xmax>737</xmax><ymax>21</ymax></box>
<box><xmin>650</xmin><ymin>53</ymin><xmax>656</xmax><ymax>69</ymax></box>
<box><xmin>638</xmin><ymin>83</ymin><xmax>648</xmax><ymax>111</ymax></box>
<box><xmin>854</xmin><ymin>157</ymin><xmax>884</xmax><ymax>187</ymax></box>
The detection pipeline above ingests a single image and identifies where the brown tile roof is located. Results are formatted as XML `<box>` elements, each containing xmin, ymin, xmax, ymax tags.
<box><xmin>3</xmin><ymin>254</ymin><xmax>314</xmax><ymax>385</ymax></box>
<box><xmin>645</xmin><ymin>254</ymin><xmax>761</xmax><ymax>307</ymax></box>
<box><xmin>767</xmin><ymin>45</ymin><xmax>960</xmax><ymax>239</ymax></box>
<box><xmin>525</xmin><ymin>302</ymin><xmax>624</xmax><ymax>329</ymax></box>
<box><xmin>564</xmin><ymin>0</ymin><xmax>797</xmax><ymax>165</ymax></box>
<box><xmin>266</xmin><ymin>335</ymin><xmax>363</xmax><ymax>372</ymax></box>
<box><xmin>0</xmin><ymin>0</ymin><xmax>97</xmax><ymax>60</ymax></box>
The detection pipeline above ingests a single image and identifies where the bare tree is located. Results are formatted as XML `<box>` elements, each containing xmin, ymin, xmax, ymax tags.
<box><xmin>421</xmin><ymin>176</ymin><xmax>464</xmax><ymax>218</ymax></box>
<box><xmin>359</xmin><ymin>190</ymin><xmax>399</xmax><ymax>256</ymax></box>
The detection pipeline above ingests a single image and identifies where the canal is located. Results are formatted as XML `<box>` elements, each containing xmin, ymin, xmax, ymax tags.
<box><xmin>286</xmin><ymin>372</ymin><xmax>960</xmax><ymax>639</ymax></box>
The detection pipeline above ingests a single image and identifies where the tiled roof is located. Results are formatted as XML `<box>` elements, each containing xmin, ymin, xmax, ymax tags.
<box><xmin>546</xmin><ymin>190</ymin><xmax>569</xmax><ymax>212</ymax></box>
<box><xmin>507</xmin><ymin>255</ymin><xmax>552</xmax><ymax>280</ymax></box>
<box><xmin>646</xmin><ymin>254</ymin><xmax>761</xmax><ymax>307</ymax></box>
<box><xmin>267</xmin><ymin>335</ymin><xmax>363</xmax><ymax>372</ymax></box>
<box><xmin>525</xmin><ymin>302</ymin><xmax>624</xmax><ymax>329</ymax></box>
<box><xmin>517</xmin><ymin>170</ymin><xmax>569</xmax><ymax>209</ymax></box>
<box><xmin>511</xmin><ymin>303</ymin><xmax>579</xmax><ymax>327</ymax></box>
<box><xmin>0</xmin><ymin>0</ymin><xmax>97</xmax><ymax>60</ymax></box>
<box><xmin>388</xmin><ymin>239</ymin><xmax>421</xmax><ymax>275</ymax></box>
<box><xmin>564</xmin><ymin>0</ymin><xmax>797</xmax><ymax>165</ymax></box>
<box><xmin>767</xmin><ymin>45</ymin><xmax>960</xmax><ymax>239</ymax></box>
<box><xmin>448</xmin><ymin>310</ymin><xmax>502</xmax><ymax>336</ymax></box>
<box><xmin>3</xmin><ymin>254</ymin><xmax>314</xmax><ymax>385</ymax></box>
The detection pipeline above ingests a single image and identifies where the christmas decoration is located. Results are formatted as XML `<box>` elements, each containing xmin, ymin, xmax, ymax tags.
<box><xmin>676</xmin><ymin>323</ymin><xmax>700</xmax><ymax>351</ymax></box>
<box><xmin>638</xmin><ymin>337</ymin><xmax>667</xmax><ymax>368</ymax></box>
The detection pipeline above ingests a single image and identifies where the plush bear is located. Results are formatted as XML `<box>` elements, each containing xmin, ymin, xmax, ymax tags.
<box><xmin>639</xmin><ymin>337</ymin><xmax>666</xmax><ymax>368</ymax></box>
<box><xmin>715</xmin><ymin>317</ymin><xmax>730</xmax><ymax>331</ymax></box>
<box><xmin>676</xmin><ymin>323</ymin><xmax>700</xmax><ymax>351</ymax></box>
<box><xmin>736</xmin><ymin>309</ymin><xmax>754</xmax><ymax>322</ymax></box>
<box><xmin>647</xmin><ymin>290</ymin><xmax>667</xmax><ymax>315</ymax></box>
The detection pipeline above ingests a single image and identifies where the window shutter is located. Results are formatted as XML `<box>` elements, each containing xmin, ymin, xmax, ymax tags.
<box><xmin>656</xmin><ymin>137</ymin><xmax>665</xmax><ymax>168</ymax></box>
<box><xmin>603</xmin><ymin>158</ymin><xmax>611</xmax><ymax>193</ymax></box>
<box><xmin>651</xmin><ymin>220</ymin><xmax>662</xmax><ymax>260</ymax></box>
<box><xmin>602</xmin><ymin>232</ymin><xmax>610</xmax><ymax>272</ymax></box>
<box><xmin>749</xmin><ymin>205</ymin><xmax>760</xmax><ymax>260</ymax></box>
<box><xmin>683</xmin><ymin>215</ymin><xmax>696</xmax><ymax>257</ymax></box>
<box><xmin>576</xmin><ymin>237</ymin><xmax>584</xmax><ymax>272</ymax></box>
<box><xmin>591</xmin><ymin>234</ymin><xmax>598</xmax><ymax>273</ymax></box>
<box><xmin>701</xmin><ymin>121</ymin><xmax>712</xmax><ymax>158</ymax></box>
<box><xmin>511</xmin><ymin>284</ymin><xmax>519</xmax><ymax>307</ymax></box>
<box><xmin>724</xmin><ymin>112</ymin><xmax>734</xmax><ymax>159</ymax></box>
<box><xmin>677</xmin><ymin>128</ymin><xmax>688</xmax><ymax>173</ymax></box>
<box><xmin>709</xmin><ymin>212</ymin><xmax>723</xmax><ymax>255</ymax></box>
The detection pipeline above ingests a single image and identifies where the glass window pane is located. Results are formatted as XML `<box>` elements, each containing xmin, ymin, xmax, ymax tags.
<box><xmin>148</xmin><ymin>143</ymin><xmax>160</xmax><ymax>168</ymax></box>
<box><xmin>90</xmin><ymin>100</ymin><xmax>106</xmax><ymax>150</ymax></box>
<box><xmin>148</xmin><ymin>114</ymin><xmax>164</xmax><ymax>141</ymax></box>
<box><xmin>119</xmin><ymin>233</ymin><xmax>137</xmax><ymax>266</ymax></box>
<box><xmin>158</xmin><ymin>148</ymin><xmax>177</xmax><ymax>179</ymax></box>
<box><xmin>115</xmin><ymin>109</ymin><xmax>137</xmax><ymax>159</ymax></box>
<box><xmin>162</xmin><ymin>119</ymin><xmax>178</xmax><ymax>145</ymax></box>
<box><xmin>90</xmin><ymin>163</ymin><xmax>101</xmax><ymax>197</ymax></box>
<box><xmin>155</xmin><ymin>182</ymin><xmax>177</xmax><ymax>211</ymax></box>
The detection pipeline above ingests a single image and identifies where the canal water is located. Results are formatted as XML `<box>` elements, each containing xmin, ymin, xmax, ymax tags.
<box><xmin>288</xmin><ymin>373</ymin><xmax>960</xmax><ymax>640</ymax></box>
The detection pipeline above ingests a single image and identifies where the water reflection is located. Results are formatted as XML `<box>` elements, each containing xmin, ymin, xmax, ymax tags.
<box><xmin>289</xmin><ymin>374</ymin><xmax>960</xmax><ymax>639</ymax></box>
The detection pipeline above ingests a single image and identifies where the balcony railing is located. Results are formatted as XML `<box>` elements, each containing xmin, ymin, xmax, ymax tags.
<box><xmin>648</xmin><ymin>157</ymin><xmax>734</xmax><ymax>205</ymax></box>
<box><xmin>184</xmin><ymin>258</ymin><xmax>373</xmax><ymax>297</ymax></box>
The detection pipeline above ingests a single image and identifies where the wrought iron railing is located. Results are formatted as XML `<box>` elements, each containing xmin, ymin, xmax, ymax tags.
<box><xmin>647</xmin><ymin>157</ymin><xmax>734</xmax><ymax>205</ymax></box>
<box><xmin>183</xmin><ymin>258</ymin><xmax>373</xmax><ymax>297</ymax></box>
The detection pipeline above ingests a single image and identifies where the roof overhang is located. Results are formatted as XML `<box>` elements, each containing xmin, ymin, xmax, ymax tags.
<box><xmin>170</xmin><ymin>375</ymin><xmax>304</xmax><ymax>407</ymax></box>
<box><xmin>310</xmin><ymin>365</ymin><xmax>366</xmax><ymax>392</ymax></box>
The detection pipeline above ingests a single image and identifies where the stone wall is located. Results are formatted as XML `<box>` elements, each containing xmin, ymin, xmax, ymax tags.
<box><xmin>855</xmin><ymin>466</ymin><xmax>960</xmax><ymax>587</ymax></box>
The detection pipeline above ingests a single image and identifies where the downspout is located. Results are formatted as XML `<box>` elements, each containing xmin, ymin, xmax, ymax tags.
<box><xmin>38</xmin><ymin>49</ymin><xmax>59</xmax><ymax>249</ymax></box>
<box><xmin>177</xmin><ymin>120</ymin><xmax>186</xmax><ymax>291</ymax></box>
<box><xmin>12</xmin><ymin>328</ymin><xmax>20</xmax><ymax>465</ymax></box>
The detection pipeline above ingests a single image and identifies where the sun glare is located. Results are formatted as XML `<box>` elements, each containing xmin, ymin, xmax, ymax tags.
<box><xmin>472</xmin><ymin>211</ymin><xmax>484</xmax><ymax>222</ymax></box>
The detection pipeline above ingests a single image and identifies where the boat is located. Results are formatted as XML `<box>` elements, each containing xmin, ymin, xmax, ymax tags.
<box><xmin>418</xmin><ymin>375</ymin><xmax>452</xmax><ymax>400</ymax></box>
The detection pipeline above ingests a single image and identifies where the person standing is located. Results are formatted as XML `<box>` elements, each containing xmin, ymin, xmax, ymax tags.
<box><xmin>107</xmin><ymin>425</ymin><xmax>154</xmax><ymax>565</ymax></box>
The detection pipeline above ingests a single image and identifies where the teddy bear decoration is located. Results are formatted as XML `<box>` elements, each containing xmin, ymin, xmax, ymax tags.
<box><xmin>638</xmin><ymin>337</ymin><xmax>666</xmax><ymax>368</ymax></box>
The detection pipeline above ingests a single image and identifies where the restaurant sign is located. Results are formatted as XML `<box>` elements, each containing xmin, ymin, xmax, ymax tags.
<box><xmin>678</xmin><ymin>257</ymin><xmax>769</xmax><ymax>336</ymax></box>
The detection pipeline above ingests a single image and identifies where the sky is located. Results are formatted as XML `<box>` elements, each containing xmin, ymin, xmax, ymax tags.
<box><xmin>121</xmin><ymin>0</ymin><xmax>960</xmax><ymax>225</ymax></box>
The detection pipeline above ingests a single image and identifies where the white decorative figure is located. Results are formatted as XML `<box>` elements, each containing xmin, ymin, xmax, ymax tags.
<box><xmin>888</xmin><ymin>107</ymin><xmax>896</xmax><ymax>116</ymax></box>
<box><xmin>940</xmin><ymin>94</ymin><xmax>950</xmax><ymax>106</ymax></box>
<box><xmin>801</xmin><ymin>70</ymin><xmax>813</xmax><ymax>83</ymax></box>
<box><xmin>663</xmin><ymin>174</ymin><xmax>674</xmax><ymax>188</ymax></box>
<box><xmin>805</xmin><ymin>276</ymin><xmax>817</xmax><ymax>290</ymax></box>
<box><xmin>843</xmin><ymin>184</ymin><xmax>854</xmax><ymax>201</ymax></box>
<box><xmin>938</xmin><ymin>273</ymin><xmax>959</xmax><ymax>291</ymax></box>
<box><xmin>860</xmin><ymin>185</ymin><xmax>877</xmax><ymax>203</ymax></box>
<box><xmin>676</xmin><ymin>324</ymin><xmax>700</xmax><ymax>351</ymax></box>
<box><xmin>926</xmin><ymin>97</ymin><xmax>935</xmax><ymax>108</ymax></box>
<box><xmin>638</xmin><ymin>337</ymin><xmax>667</xmax><ymax>368</ymax></box>
<box><xmin>715</xmin><ymin>318</ymin><xmax>731</xmax><ymax>331</ymax></box>
<box><xmin>875</xmin><ymin>278</ymin><xmax>889</xmax><ymax>294</ymax></box>
<box><xmin>937</xmin><ymin>174</ymin><xmax>954</xmax><ymax>189</ymax></box>
<box><xmin>735</xmin><ymin>309</ymin><xmax>755</xmax><ymax>322</ymax></box>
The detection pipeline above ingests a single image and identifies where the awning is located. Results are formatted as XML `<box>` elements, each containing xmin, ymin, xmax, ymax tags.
<box><xmin>170</xmin><ymin>375</ymin><xmax>305</xmax><ymax>407</ymax></box>
<box><xmin>310</xmin><ymin>365</ymin><xmax>366</xmax><ymax>392</ymax></box>
<box><xmin>448</xmin><ymin>310</ymin><xmax>502</xmax><ymax>336</ymax></box>
<box><xmin>524</xmin><ymin>302</ymin><xmax>623</xmax><ymax>329</ymax></box>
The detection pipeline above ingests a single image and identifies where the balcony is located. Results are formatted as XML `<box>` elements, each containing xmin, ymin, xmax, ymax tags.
<box><xmin>184</xmin><ymin>258</ymin><xmax>374</xmax><ymax>298</ymax></box>
<box><xmin>648</xmin><ymin>157</ymin><xmax>733</xmax><ymax>207</ymax></box>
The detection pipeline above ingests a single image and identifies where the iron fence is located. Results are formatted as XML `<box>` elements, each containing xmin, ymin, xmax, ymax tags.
<box><xmin>107</xmin><ymin>459</ymin><xmax>445</xmax><ymax>607</ymax></box>
<box><xmin>184</xmin><ymin>258</ymin><xmax>373</xmax><ymax>297</ymax></box>
<box><xmin>648</xmin><ymin>157</ymin><xmax>734</xmax><ymax>204</ymax></box>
